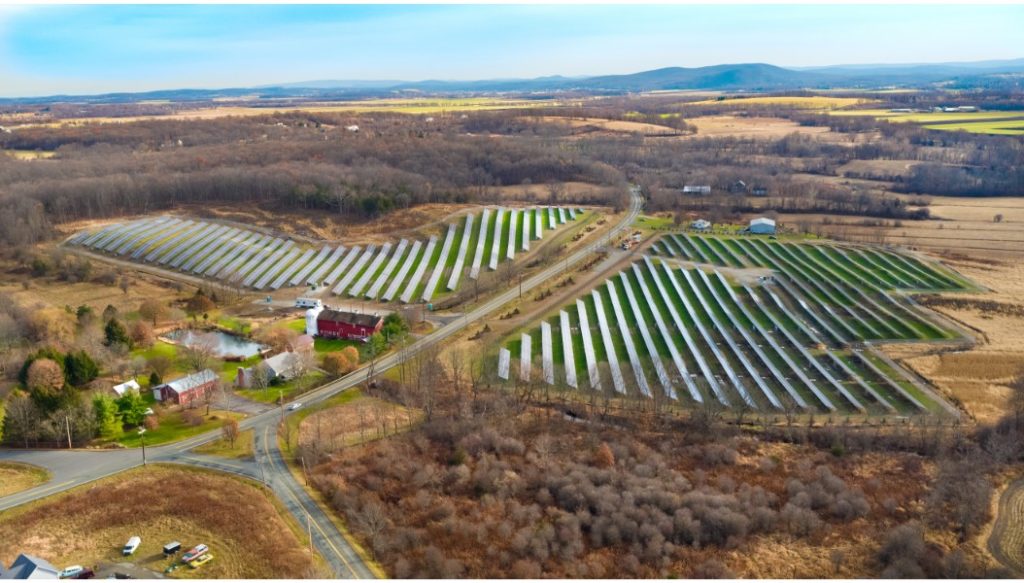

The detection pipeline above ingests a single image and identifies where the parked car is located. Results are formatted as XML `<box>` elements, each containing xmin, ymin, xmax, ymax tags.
<box><xmin>122</xmin><ymin>536</ymin><xmax>141</xmax><ymax>556</ymax></box>
<box><xmin>188</xmin><ymin>554</ymin><xmax>213</xmax><ymax>569</ymax></box>
<box><xmin>72</xmin><ymin>569</ymin><xmax>95</xmax><ymax>579</ymax></box>
<box><xmin>287</xmin><ymin>402</ymin><xmax>302</xmax><ymax>411</ymax></box>
<box><xmin>162</xmin><ymin>541</ymin><xmax>181</xmax><ymax>556</ymax></box>
<box><xmin>181</xmin><ymin>544</ymin><xmax>208</xmax><ymax>564</ymax></box>
<box><xmin>59</xmin><ymin>566</ymin><xmax>85</xmax><ymax>579</ymax></box>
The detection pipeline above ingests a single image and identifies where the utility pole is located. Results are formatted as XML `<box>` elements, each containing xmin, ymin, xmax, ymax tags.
<box><xmin>306</xmin><ymin>512</ymin><xmax>313</xmax><ymax>555</ymax></box>
<box><xmin>138</xmin><ymin>428</ymin><xmax>147</xmax><ymax>466</ymax></box>
<box><xmin>65</xmin><ymin>415</ymin><xmax>72</xmax><ymax>449</ymax></box>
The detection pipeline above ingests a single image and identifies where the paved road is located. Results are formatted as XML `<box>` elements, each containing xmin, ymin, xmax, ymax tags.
<box><xmin>0</xmin><ymin>188</ymin><xmax>643</xmax><ymax>576</ymax></box>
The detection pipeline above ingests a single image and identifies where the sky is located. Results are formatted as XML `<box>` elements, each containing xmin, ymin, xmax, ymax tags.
<box><xmin>1</xmin><ymin>4</ymin><xmax>1023</xmax><ymax>97</ymax></box>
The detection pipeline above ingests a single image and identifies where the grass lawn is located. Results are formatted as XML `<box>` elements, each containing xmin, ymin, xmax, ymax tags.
<box><xmin>193</xmin><ymin>429</ymin><xmax>254</xmax><ymax>460</ymax></box>
<box><xmin>634</xmin><ymin>214</ymin><xmax>674</xmax><ymax>231</ymax></box>
<box><xmin>114</xmin><ymin>410</ymin><xmax>244</xmax><ymax>448</ymax></box>
<box><xmin>237</xmin><ymin>371</ymin><xmax>328</xmax><ymax>404</ymax></box>
<box><xmin>219</xmin><ymin>354</ymin><xmax>261</xmax><ymax>385</ymax></box>
<box><xmin>0</xmin><ymin>462</ymin><xmax>50</xmax><ymax>497</ymax></box>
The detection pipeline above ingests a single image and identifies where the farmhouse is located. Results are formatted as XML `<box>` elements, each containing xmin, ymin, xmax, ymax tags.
<box><xmin>727</xmin><ymin>180</ymin><xmax>747</xmax><ymax>194</ymax></box>
<box><xmin>153</xmin><ymin>369</ymin><xmax>218</xmax><ymax>405</ymax></box>
<box><xmin>748</xmin><ymin>217</ymin><xmax>777</xmax><ymax>235</ymax></box>
<box><xmin>314</xmin><ymin>309</ymin><xmax>384</xmax><ymax>341</ymax></box>
<box><xmin>1</xmin><ymin>554</ymin><xmax>59</xmax><ymax>579</ymax></box>
<box><xmin>111</xmin><ymin>379</ymin><xmax>140</xmax><ymax>397</ymax></box>
<box><xmin>682</xmin><ymin>185</ymin><xmax>712</xmax><ymax>195</ymax></box>
<box><xmin>236</xmin><ymin>351</ymin><xmax>301</xmax><ymax>388</ymax></box>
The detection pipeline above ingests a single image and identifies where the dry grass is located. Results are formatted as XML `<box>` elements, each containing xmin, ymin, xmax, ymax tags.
<box><xmin>686</xmin><ymin>95</ymin><xmax>872</xmax><ymax>109</ymax></box>
<box><xmin>5</xmin><ymin>98</ymin><xmax>573</xmax><ymax>130</ymax></box>
<box><xmin>537</xmin><ymin>116</ymin><xmax>681</xmax><ymax>135</ymax></box>
<box><xmin>0</xmin><ymin>265</ymin><xmax>188</xmax><ymax>317</ymax></box>
<box><xmin>0</xmin><ymin>462</ymin><xmax>49</xmax><ymax>497</ymax></box>
<box><xmin>837</xmin><ymin>159</ymin><xmax>921</xmax><ymax>179</ymax></box>
<box><xmin>686</xmin><ymin>115</ymin><xmax>833</xmax><ymax>139</ymax></box>
<box><xmin>881</xmin><ymin>260</ymin><xmax>1024</xmax><ymax>423</ymax></box>
<box><xmin>298</xmin><ymin>395</ymin><xmax>420</xmax><ymax>451</ymax></box>
<box><xmin>192</xmin><ymin>429</ymin><xmax>254</xmax><ymax>460</ymax></box>
<box><xmin>0</xmin><ymin>465</ymin><xmax>315</xmax><ymax>579</ymax></box>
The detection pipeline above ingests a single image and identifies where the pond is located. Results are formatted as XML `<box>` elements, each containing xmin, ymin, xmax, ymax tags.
<box><xmin>163</xmin><ymin>329</ymin><xmax>267</xmax><ymax>360</ymax></box>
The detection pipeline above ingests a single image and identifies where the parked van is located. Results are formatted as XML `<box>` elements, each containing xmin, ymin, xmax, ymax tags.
<box><xmin>295</xmin><ymin>297</ymin><xmax>322</xmax><ymax>309</ymax></box>
<box><xmin>122</xmin><ymin>536</ymin><xmax>141</xmax><ymax>556</ymax></box>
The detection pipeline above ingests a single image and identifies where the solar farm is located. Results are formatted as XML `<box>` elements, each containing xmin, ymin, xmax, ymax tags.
<box><xmin>497</xmin><ymin>233</ymin><xmax>975</xmax><ymax>416</ymax></box>
<box><xmin>65</xmin><ymin>206</ymin><xmax>585</xmax><ymax>304</ymax></box>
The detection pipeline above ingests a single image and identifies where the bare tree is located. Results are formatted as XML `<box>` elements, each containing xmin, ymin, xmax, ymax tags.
<box><xmin>221</xmin><ymin>418</ymin><xmax>240</xmax><ymax>448</ymax></box>
<box><xmin>181</xmin><ymin>333</ymin><xmax>218</xmax><ymax>372</ymax></box>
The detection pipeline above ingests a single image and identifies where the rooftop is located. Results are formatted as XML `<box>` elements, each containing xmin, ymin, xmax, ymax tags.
<box><xmin>161</xmin><ymin>369</ymin><xmax>218</xmax><ymax>395</ymax></box>
<box><xmin>317</xmin><ymin>309</ymin><xmax>383</xmax><ymax>328</ymax></box>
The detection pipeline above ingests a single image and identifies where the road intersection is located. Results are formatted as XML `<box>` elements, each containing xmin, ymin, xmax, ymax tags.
<box><xmin>0</xmin><ymin>188</ymin><xmax>643</xmax><ymax>578</ymax></box>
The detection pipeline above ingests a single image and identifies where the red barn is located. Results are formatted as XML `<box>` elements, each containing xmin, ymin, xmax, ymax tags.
<box><xmin>153</xmin><ymin>369</ymin><xmax>218</xmax><ymax>406</ymax></box>
<box><xmin>315</xmin><ymin>310</ymin><xmax>383</xmax><ymax>341</ymax></box>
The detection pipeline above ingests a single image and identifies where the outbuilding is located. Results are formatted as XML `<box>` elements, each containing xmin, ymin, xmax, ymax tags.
<box><xmin>748</xmin><ymin>217</ymin><xmax>777</xmax><ymax>235</ymax></box>
<box><xmin>314</xmin><ymin>309</ymin><xmax>384</xmax><ymax>342</ymax></box>
<box><xmin>690</xmin><ymin>219</ymin><xmax>711</xmax><ymax>232</ymax></box>
<box><xmin>153</xmin><ymin>369</ymin><xmax>218</xmax><ymax>406</ymax></box>
<box><xmin>682</xmin><ymin>185</ymin><xmax>712</xmax><ymax>196</ymax></box>
<box><xmin>1</xmin><ymin>554</ymin><xmax>59</xmax><ymax>579</ymax></box>
<box><xmin>111</xmin><ymin>379</ymin><xmax>141</xmax><ymax>397</ymax></box>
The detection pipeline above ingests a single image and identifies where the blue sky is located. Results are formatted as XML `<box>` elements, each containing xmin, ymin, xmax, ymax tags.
<box><xmin>1</xmin><ymin>4</ymin><xmax>1022</xmax><ymax>97</ymax></box>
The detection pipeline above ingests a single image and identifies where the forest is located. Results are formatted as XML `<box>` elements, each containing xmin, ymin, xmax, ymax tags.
<box><xmin>3</xmin><ymin>89</ymin><xmax>1023</xmax><ymax>250</ymax></box>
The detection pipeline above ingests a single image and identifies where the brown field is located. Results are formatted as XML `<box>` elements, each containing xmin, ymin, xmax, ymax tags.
<box><xmin>837</xmin><ymin>159</ymin><xmax>921</xmax><ymax>179</ymax></box>
<box><xmin>0</xmin><ymin>462</ymin><xmax>49</xmax><ymax>497</ymax></box>
<box><xmin>537</xmin><ymin>116</ymin><xmax>681</xmax><ymax>135</ymax></box>
<box><xmin>0</xmin><ymin>264</ymin><xmax>189</xmax><ymax>317</ymax></box>
<box><xmin>3</xmin><ymin>98</ymin><xmax>572</xmax><ymax>129</ymax></box>
<box><xmin>0</xmin><ymin>465</ymin><xmax>316</xmax><ymax>579</ymax></box>
<box><xmin>687</xmin><ymin>115</ymin><xmax>833</xmax><ymax>139</ymax></box>
<box><xmin>298</xmin><ymin>395</ymin><xmax>420</xmax><ymax>452</ymax></box>
<box><xmin>880</xmin><ymin>257</ymin><xmax>1024</xmax><ymax>423</ymax></box>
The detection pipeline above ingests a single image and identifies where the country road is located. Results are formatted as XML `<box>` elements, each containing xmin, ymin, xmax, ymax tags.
<box><xmin>0</xmin><ymin>187</ymin><xmax>643</xmax><ymax>577</ymax></box>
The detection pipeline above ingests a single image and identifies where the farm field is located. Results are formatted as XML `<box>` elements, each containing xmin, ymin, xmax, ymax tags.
<box><xmin>0</xmin><ymin>465</ymin><xmax>316</xmax><ymax>579</ymax></box>
<box><xmin>685</xmin><ymin>95</ymin><xmax>873</xmax><ymax>109</ymax></box>
<box><xmin>496</xmin><ymin>233</ymin><xmax>972</xmax><ymax>416</ymax></box>
<box><xmin>827</xmin><ymin>108</ymin><xmax>1024</xmax><ymax>134</ymax></box>
<box><xmin>66</xmin><ymin>206</ymin><xmax>589</xmax><ymax>305</ymax></box>
<box><xmin>3</xmin><ymin>97</ymin><xmax>575</xmax><ymax>129</ymax></box>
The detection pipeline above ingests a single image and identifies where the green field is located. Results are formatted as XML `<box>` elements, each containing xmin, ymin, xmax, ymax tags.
<box><xmin>828</xmin><ymin>108</ymin><xmax>1024</xmax><ymax>135</ymax></box>
<box><xmin>497</xmin><ymin>232</ymin><xmax>968</xmax><ymax>417</ymax></box>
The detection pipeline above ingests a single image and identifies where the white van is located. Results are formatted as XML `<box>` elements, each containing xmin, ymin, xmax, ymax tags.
<box><xmin>123</xmin><ymin>536</ymin><xmax>141</xmax><ymax>556</ymax></box>
<box><xmin>295</xmin><ymin>297</ymin><xmax>322</xmax><ymax>309</ymax></box>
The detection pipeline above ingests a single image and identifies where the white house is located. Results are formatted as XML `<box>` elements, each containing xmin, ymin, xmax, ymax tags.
<box><xmin>236</xmin><ymin>352</ymin><xmax>301</xmax><ymax>389</ymax></box>
<box><xmin>748</xmin><ymin>217</ymin><xmax>777</xmax><ymax>235</ymax></box>
<box><xmin>111</xmin><ymin>379</ymin><xmax>141</xmax><ymax>397</ymax></box>
<box><xmin>682</xmin><ymin>185</ymin><xmax>712</xmax><ymax>195</ymax></box>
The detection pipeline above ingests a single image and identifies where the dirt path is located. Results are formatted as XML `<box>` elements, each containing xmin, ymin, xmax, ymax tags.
<box><xmin>988</xmin><ymin>475</ymin><xmax>1024</xmax><ymax>575</ymax></box>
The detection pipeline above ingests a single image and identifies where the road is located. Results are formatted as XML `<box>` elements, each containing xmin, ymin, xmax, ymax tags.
<box><xmin>0</xmin><ymin>187</ymin><xmax>643</xmax><ymax>577</ymax></box>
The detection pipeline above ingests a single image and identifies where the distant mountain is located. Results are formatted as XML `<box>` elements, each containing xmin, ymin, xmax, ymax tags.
<box><xmin>2</xmin><ymin>58</ymin><xmax>1022</xmax><ymax>103</ymax></box>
